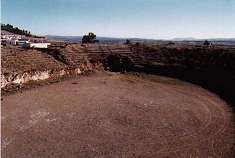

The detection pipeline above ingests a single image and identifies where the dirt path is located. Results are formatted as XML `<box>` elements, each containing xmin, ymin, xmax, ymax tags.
<box><xmin>1</xmin><ymin>72</ymin><xmax>235</xmax><ymax>158</ymax></box>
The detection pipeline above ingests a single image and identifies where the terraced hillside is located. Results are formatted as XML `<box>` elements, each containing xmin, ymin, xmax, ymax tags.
<box><xmin>130</xmin><ymin>44</ymin><xmax>235</xmax><ymax>106</ymax></box>
<box><xmin>1</xmin><ymin>46</ymin><xmax>65</xmax><ymax>73</ymax></box>
<box><xmin>50</xmin><ymin>43</ymin><xmax>235</xmax><ymax>106</ymax></box>
<box><xmin>57</xmin><ymin>44</ymin><xmax>133</xmax><ymax>68</ymax></box>
<box><xmin>2</xmin><ymin>43</ymin><xmax>235</xmax><ymax>106</ymax></box>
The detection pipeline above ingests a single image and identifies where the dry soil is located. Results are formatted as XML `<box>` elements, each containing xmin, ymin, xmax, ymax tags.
<box><xmin>1</xmin><ymin>72</ymin><xmax>235</xmax><ymax>158</ymax></box>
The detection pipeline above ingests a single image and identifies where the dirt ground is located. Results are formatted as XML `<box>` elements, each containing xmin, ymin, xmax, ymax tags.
<box><xmin>1</xmin><ymin>72</ymin><xmax>235</xmax><ymax>158</ymax></box>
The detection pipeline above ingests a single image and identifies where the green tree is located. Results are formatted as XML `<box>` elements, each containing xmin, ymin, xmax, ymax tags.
<box><xmin>124</xmin><ymin>39</ymin><xmax>131</xmax><ymax>45</ymax></box>
<box><xmin>1</xmin><ymin>23</ymin><xmax>32</xmax><ymax>36</ymax></box>
<box><xmin>82</xmin><ymin>32</ymin><xmax>97</xmax><ymax>44</ymax></box>
<box><xmin>204</xmin><ymin>40</ymin><xmax>210</xmax><ymax>46</ymax></box>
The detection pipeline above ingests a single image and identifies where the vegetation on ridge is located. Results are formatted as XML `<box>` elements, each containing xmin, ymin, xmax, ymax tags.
<box><xmin>1</xmin><ymin>24</ymin><xmax>32</xmax><ymax>36</ymax></box>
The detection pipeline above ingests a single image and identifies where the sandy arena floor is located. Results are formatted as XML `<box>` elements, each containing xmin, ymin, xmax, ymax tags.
<box><xmin>1</xmin><ymin>72</ymin><xmax>235</xmax><ymax>158</ymax></box>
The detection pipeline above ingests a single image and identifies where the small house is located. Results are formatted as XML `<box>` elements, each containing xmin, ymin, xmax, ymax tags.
<box><xmin>23</xmin><ymin>43</ymin><xmax>51</xmax><ymax>49</ymax></box>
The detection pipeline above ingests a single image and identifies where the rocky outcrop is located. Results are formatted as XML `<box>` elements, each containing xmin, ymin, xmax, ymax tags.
<box><xmin>1</xmin><ymin>69</ymin><xmax>82</xmax><ymax>88</ymax></box>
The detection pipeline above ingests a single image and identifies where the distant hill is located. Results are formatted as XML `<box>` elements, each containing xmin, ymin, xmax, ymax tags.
<box><xmin>46</xmin><ymin>35</ymin><xmax>83</xmax><ymax>43</ymax></box>
<box><xmin>46</xmin><ymin>35</ymin><xmax>159</xmax><ymax>44</ymax></box>
<box><xmin>172</xmin><ymin>38</ymin><xmax>235</xmax><ymax>46</ymax></box>
<box><xmin>172</xmin><ymin>37</ymin><xmax>197</xmax><ymax>41</ymax></box>
<box><xmin>172</xmin><ymin>37</ymin><xmax>235</xmax><ymax>42</ymax></box>
<box><xmin>46</xmin><ymin>35</ymin><xmax>235</xmax><ymax>46</ymax></box>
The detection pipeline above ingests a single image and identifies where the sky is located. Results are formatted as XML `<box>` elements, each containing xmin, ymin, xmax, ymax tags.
<box><xmin>1</xmin><ymin>0</ymin><xmax>235</xmax><ymax>39</ymax></box>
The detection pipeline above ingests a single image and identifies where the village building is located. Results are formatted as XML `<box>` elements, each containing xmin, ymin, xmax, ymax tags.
<box><xmin>1</xmin><ymin>30</ymin><xmax>50</xmax><ymax>49</ymax></box>
<box><xmin>23</xmin><ymin>42</ymin><xmax>51</xmax><ymax>49</ymax></box>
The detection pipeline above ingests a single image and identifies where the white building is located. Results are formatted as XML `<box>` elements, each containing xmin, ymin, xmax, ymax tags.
<box><xmin>23</xmin><ymin>43</ymin><xmax>51</xmax><ymax>49</ymax></box>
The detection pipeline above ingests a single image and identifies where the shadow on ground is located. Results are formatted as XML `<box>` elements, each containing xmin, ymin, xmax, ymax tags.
<box><xmin>134</xmin><ymin>64</ymin><xmax>235</xmax><ymax>110</ymax></box>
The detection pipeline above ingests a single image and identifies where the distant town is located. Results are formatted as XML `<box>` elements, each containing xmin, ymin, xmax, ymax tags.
<box><xmin>1</xmin><ymin>24</ymin><xmax>51</xmax><ymax>49</ymax></box>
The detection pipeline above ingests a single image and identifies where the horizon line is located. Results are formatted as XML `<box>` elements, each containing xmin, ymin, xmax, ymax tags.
<box><xmin>45</xmin><ymin>34</ymin><xmax>235</xmax><ymax>41</ymax></box>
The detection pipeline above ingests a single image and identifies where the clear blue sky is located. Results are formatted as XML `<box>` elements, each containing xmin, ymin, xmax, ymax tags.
<box><xmin>2</xmin><ymin>0</ymin><xmax>235</xmax><ymax>39</ymax></box>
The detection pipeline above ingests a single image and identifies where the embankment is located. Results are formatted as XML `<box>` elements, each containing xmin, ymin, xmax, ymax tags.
<box><xmin>129</xmin><ymin>45</ymin><xmax>235</xmax><ymax>107</ymax></box>
<box><xmin>1</xmin><ymin>44</ymin><xmax>235</xmax><ymax>107</ymax></box>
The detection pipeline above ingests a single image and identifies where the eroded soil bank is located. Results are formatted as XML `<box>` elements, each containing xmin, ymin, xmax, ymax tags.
<box><xmin>1</xmin><ymin>72</ymin><xmax>235</xmax><ymax>158</ymax></box>
<box><xmin>2</xmin><ymin>44</ymin><xmax>235</xmax><ymax>107</ymax></box>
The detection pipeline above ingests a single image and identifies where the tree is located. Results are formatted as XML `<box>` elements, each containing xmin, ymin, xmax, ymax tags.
<box><xmin>124</xmin><ymin>39</ymin><xmax>131</xmax><ymax>45</ymax></box>
<box><xmin>82</xmin><ymin>32</ymin><xmax>97</xmax><ymax>44</ymax></box>
<box><xmin>204</xmin><ymin>40</ymin><xmax>210</xmax><ymax>46</ymax></box>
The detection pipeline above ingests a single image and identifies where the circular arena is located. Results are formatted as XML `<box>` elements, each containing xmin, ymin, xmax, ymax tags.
<box><xmin>2</xmin><ymin>73</ymin><xmax>235</xmax><ymax>158</ymax></box>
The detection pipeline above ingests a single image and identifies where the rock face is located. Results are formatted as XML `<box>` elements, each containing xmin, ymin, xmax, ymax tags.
<box><xmin>1</xmin><ymin>70</ymin><xmax>82</xmax><ymax>88</ymax></box>
<box><xmin>1</xmin><ymin>71</ymin><xmax>50</xmax><ymax>88</ymax></box>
